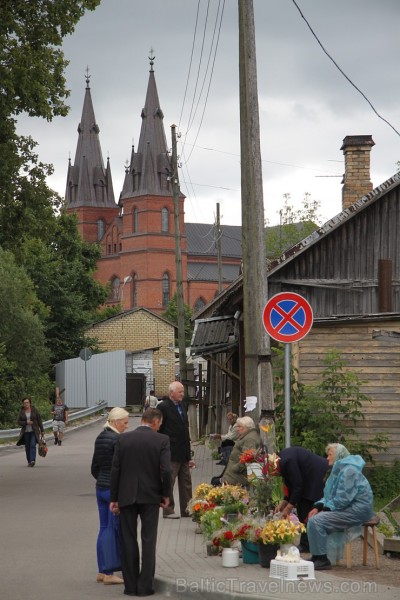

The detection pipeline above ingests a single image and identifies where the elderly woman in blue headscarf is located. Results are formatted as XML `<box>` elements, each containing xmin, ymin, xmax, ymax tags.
<box><xmin>306</xmin><ymin>443</ymin><xmax>374</xmax><ymax>571</ymax></box>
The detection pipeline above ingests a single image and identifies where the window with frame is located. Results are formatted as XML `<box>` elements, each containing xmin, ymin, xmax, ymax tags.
<box><xmin>97</xmin><ymin>219</ymin><xmax>105</xmax><ymax>240</ymax></box>
<box><xmin>132</xmin><ymin>273</ymin><xmax>138</xmax><ymax>307</ymax></box>
<box><xmin>111</xmin><ymin>277</ymin><xmax>120</xmax><ymax>301</ymax></box>
<box><xmin>162</xmin><ymin>272</ymin><xmax>170</xmax><ymax>308</ymax></box>
<box><xmin>161</xmin><ymin>207</ymin><xmax>169</xmax><ymax>232</ymax></box>
<box><xmin>133</xmin><ymin>207</ymin><xmax>139</xmax><ymax>233</ymax></box>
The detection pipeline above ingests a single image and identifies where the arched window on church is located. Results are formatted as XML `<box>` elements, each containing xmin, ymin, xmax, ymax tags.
<box><xmin>161</xmin><ymin>207</ymin><xmax>169</xmax><ymax>232</ymax></box>
<box><xmin>194</xmin><ymin>297</ymin><xmax>206</xmax><ymax>313</ymax></box>
<box><xmin>97</xmin><ymin>219</ymin><xmax>105</xmax><ymax>241</ymax></box>
<box><xmin>110</xmin><ymin>277</ymin><xmax>121</xmax><ymax>301</ymax></box>
<box><xmin>132</xmin><ymin>273</ymin><xmax>138</xmax><ymax>307</ymax></box>
<box><xmin>133</xmin><ymin>207</ymin><xmax>139</xmax><ymax>233</ymax></box>
<box><xmin>162</xmin><ymin>272</ymin><xmax>170</xmax><ymax>308</ymax></box>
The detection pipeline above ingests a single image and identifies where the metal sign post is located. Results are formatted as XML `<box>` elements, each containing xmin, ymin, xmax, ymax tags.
<box><xmin>79</xmin><ymin>348</ymin><xmax>92</xmax><ymax>408</ymax></box>
<box><xmin>262</xmin><ymin>293</ymin><xmax>313</xmax><ymax>448</ymax></box>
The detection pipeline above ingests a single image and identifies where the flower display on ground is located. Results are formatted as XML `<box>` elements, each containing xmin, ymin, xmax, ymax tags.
<box><xmin>187</xmin><ymin>498</ymin><xmax>216</xmax><ymax>523</ymax></box>
<box><xmin>193</xmin><ymin>483</ymin><xmax>214</xmax><ymax>499</ymax></box>
<box><xmin>204</xmin><ymin>484</ymin><xmax>250</xmax><ymax>514</ymax></box>
<box><xmin>212</xmin><ymin>528</ymin><xmax>236</xmax><ymax>548</ymax></box>
<box><xmin>259</xmin><ymin>514</ymin><xmax>305</xmax><ymax>546</ymax></box>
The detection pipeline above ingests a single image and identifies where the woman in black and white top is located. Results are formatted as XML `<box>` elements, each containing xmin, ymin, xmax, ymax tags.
<box><xmin>16</xmin><ymin>397</ymin><xmax>44</xmax><ymax>467</ymax></box>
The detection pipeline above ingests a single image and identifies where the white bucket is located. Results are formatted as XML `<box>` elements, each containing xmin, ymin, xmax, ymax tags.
<box><xmin>222</xmin><ymin>548</ymin><xmax>239</xmax><ymax>567</ymax></box>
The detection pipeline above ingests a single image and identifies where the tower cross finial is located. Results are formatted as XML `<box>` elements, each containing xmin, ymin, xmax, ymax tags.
<box><xmin>149</xmin><ymin>48</ymin><xmax>155</xmax><ymax>71</ymax></box>
<box><xmin>85</xmin><ymin>66</ymin><xmax>91</xmax><ymax>88</ymax></box>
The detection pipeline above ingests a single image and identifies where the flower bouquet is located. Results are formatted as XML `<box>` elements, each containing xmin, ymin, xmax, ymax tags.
<box><xmin>187</xmin><ymin>498</ymin><xmax>216</xmax><ymax>523</ymax></box>
<box><xmin>259</xmin><ymin>513</ymin><xmax>305</xmax><ymax>546</ymax></box>
<box><xmin>205</xmin><ymin>484</ymin><xmax>250</xmax><ymax>515</ymax></box>
<box><xmin>193</xmin><ymin>483</ymin><xmax>214</xmax><ymax>499</ymax></box>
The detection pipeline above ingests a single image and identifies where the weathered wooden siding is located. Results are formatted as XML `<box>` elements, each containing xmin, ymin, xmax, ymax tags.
<box><xmin>296</xmin><ymin>318</ymin><xmax>400</xmax><ymax>465</ymax></box>
<box><xmin>269</xmin><ymin>186</ymin><xmax>400</xmax><ymax>318</ymax></box>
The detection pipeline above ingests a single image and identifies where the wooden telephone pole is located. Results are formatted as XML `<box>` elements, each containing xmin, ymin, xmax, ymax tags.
<box><xmin>238</xmin><ymin>0</ymin><xmax>275</xmax><ymax>425</ymax></box>
<box><xmin>171</xmin><ymin>124</ymin><xmax>198</xmax><ymax>440</ymax></box>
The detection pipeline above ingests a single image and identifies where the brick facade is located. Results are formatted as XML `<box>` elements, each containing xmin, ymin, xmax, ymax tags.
<box><xmin>87</xmin><ymin>308</ymin><xmax>176</xmax><ymax>396</ymax></box>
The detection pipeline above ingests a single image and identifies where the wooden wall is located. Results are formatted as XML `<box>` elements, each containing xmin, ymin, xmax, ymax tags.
<box><xmin>296</xmin><ymin>317</ymin><xmax>400</xmax><ymax>465</ymax></box>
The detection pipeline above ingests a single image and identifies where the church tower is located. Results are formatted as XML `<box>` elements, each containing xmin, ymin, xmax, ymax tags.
<box><xmin>116</xmin><ymin>55</ymin><xmax>187</xmax><ymax>312</ymax></box>
<box><xmin>65</xmin><ymin>59</ymin><xmax>187</xmax><ymax>313</ymax></box>
<box><xmin>64</xmin><ymin>69</ymin><xmax>119</xmax><ymax>243</ymax></box>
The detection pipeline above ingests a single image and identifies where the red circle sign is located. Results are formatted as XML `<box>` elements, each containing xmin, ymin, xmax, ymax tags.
<box><xmin>262</xmin><ymin>292</ymin><xmax>313</xmax><ymax>343</ymax></box>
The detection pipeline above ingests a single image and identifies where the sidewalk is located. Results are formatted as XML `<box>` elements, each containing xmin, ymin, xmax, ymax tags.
<box><xmin>154</xmin><ymin>441</ymin><xmax>399</xmax><ymax>600</ymax></box>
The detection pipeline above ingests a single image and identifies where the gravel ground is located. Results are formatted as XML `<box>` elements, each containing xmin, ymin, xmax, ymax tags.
<box><xmin>303</xmin><ymin>538</ymin><xmax>400</xmax><ymax>588</ymax></box>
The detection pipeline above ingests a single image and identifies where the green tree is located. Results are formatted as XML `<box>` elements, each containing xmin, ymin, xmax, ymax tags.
<box><xmin>266</xmin><ymin>193</ymin><xmax>321</xmax><ymax>260</ymax></box>
<box><xmin>0</xmin><ymin>249</ymin><xmax>52</xmax><ymax>426</ymax></box>
<box><xmin>162</xmin><ymin>294</ymin><xmax>194</xmax><ymax>345</ymax></box>
<box><xmin>0</xmin><ymin>0</ymin><xmax>101</xmax><ymax>248</ymax></box>
<box><xmin>273</xmin><ymin>348</ymin><xmax>388</xmax><ymax>462</ymax></box>
<box><xmin>19</xmin><ymin>212</ymin><xmax>108</xmax><ymax>365</ymax></box>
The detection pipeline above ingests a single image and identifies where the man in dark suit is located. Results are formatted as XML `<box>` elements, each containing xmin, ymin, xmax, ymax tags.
<box><xmin>110</xmin><ymin>408</ymin><xmax>171</xmax><ymax>597</ymax></box>
<box><xmin>157</xmin><ymin>381</ymin><xmax>195</xmax><ymax>519</ymax></box>
<box><xmin>273</xmin><ymin>446</ymin><xmax>329</xmax><ymax>552</ymax></box>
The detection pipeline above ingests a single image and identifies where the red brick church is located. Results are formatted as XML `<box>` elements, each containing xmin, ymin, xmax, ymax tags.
<box><xmin>64</xmin><ymin>59</ymin><xmax>242</xmax><ymax>314</ymax></box>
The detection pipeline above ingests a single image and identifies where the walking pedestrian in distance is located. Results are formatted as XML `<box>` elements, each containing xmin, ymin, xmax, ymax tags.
<box><xmin>110</xmin><ymin>408</ymin><xmax>171</xmax><ymax>597</ymax></box>
<box><xmin>157</xmin><ymin>381</ymin><xmax>195</xmax><ymax>519</ymax></box>
<box><xmin>16</xmin><ymin>397</ymin><xmax>44</xmax><ymax>467</ymax></box>
<box><xmin>51</xmin><ymin>388</ymin><xmax>69</xmax><ymax>446</ymax></box>
<box><xmin>91</xmin><ymin>407</ymin><xmax>129</xmax><ymax>585</ymax></box>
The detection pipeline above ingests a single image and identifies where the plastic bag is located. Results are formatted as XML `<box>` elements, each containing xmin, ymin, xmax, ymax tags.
<box><xmin>38</xmin><ymin>437</ymin><xmax>48</xmax><ymax>458</ymax></box>
<box><xmin>100</xmin><ymin>513</ymin><xmax>121</xmax><ymax>572</ymax></box>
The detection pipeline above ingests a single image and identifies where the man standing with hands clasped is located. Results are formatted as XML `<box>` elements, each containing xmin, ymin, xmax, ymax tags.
<box><xmin>109</xmin><ymin>408</ymin><xmax>171</xmax><ymax>597</ymax></box>
<box><xmin>158</xmin><ymin>381</ymin><xmax>195</xmax><ymax>519</ymax></box>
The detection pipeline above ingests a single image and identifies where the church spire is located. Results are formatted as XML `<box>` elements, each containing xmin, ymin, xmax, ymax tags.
<box><xmin>65</xmin><ymin>69</ymin><xmax>116</xmax><ymax>208</ymax></box>
<box><xmin>120</xmin><ymin>55</ymin><xmax>172</xmax><ymax>200</ymax></box>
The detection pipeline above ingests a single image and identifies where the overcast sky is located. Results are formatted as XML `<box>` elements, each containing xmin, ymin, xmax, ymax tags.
<box><xmin>17</xmin><ymin>0</ymin><xmax>400</xmax><ymax>226</ymax></box>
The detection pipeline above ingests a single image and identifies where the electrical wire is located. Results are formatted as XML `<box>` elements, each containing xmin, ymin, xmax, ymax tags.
<box><xmin>184</xmin><ymin>0</ymin><xmax>226</xmax><ymax>164</ymax></box>
<box><xmin>291</xmin><ymin>0</ymin><xmax>400</xmax><ymax>137</ymax></box>
<box><xmin>178</xmin><ymin>0</ymin><xmax>201</xmax><ymax>132</ymax></box>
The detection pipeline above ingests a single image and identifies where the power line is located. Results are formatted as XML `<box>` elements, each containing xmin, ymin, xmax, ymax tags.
<box><xmin>291</xmin><ymin>0</ymin><xmax>400</xmax><ymax>137</ymax></box>
<box><xmin>178</xmin><ymin>0</ymin><xmax>201</xmax><ymax>132</ymax></box>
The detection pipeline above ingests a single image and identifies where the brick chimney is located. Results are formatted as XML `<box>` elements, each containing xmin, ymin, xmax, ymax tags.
<box><xmin>340</xmin><ymin>135</ymin><xmax>375</xmax><ymax>210</ymax></box>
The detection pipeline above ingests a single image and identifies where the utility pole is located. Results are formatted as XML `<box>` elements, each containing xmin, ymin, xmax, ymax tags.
<box><xmin>238</xmin><ymin>1</ymin><xmax>275</xmax><ymax>428</ymax></box>
<box><xmin>171</xmin><ymin>124</ymin><xmax>187</xmax><ymax>387</ymax></box>
<box><xmin>171</xmin><ymin>124</ymin><xmax>198</xmax><ymax>440</ymax></box>
<box><xmin>216</xmin><ymin>202</ymin><xmax>222</xmax><ymax>294</ymax></box>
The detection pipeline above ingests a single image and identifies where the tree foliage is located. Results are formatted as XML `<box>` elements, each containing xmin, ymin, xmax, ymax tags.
<box><xmin>162</xmin><ymin>294</ymin><xmax>194</xmax><ymax>345</ymax></box>
<box><xmin>273</xmin><ymin>348</ymin><xmax>388</xmax><ymax>462</ymax></box>
<box><xmin>266</xmin><ymin>193</ymin><xmax>321</xmax><ymax>260</ymax></box>
<box><xmin>18</xmin><ymin>213</ymin><xmax>108</xmax><ymax>365</ymax></box>
<box><xmin>0</xmin><ymin>1</ymin><xmax>104</xmax><ymax>425</ymax></box>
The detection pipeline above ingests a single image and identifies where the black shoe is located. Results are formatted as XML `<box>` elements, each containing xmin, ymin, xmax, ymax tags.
<box><xmin>297</xmin><ymin>544</ymin><xmax>310</xmax><ymax>553</ymax></box>
<box><xmin>58</xmin><ymin>440</ymin><xmax>62</xmax><ymax>446</ymax></box>
<box><xmin>216</xmin><ymin>460</ymin><xmax>226</xmax><ymax>465</ymax></box>
<box><xmin>54</xmin><ymin>439</ymin><xmax>58</xmax><ymax>445</ymax></box>
<box><xmin>137</xmin><ymin>592</ymin><xmax>155</xmax><ymax>597</ymax></box>
<box><xmin>29</xmin><ymin>461</ymin><xmax>35</xmax><ymax>467</ymax></box>
<box><xmin>313</xmin><ymin>557</ymin><xmax>332</xmax><ymax>570</ymax></box>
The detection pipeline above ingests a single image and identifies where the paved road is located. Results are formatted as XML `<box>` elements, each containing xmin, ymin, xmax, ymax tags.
<box><xmin>0</xmin><ymin>417</ymin><xmax>150</xmax><ymax>600</ymax></box>
<box><xmin>2</xmin><ymin>417</ymin><xmax>399</xmax><ymax>600</ymax></box>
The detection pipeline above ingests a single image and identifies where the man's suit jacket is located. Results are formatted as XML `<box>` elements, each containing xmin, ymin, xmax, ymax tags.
<box><xmin>110</xmin><ymin>426</ymin><xmax>171</xmax><ymax>507</ymax></box>
<box><xmin>158</xmin><ymin>398</ymin><xmax>191</xmax><ymax>462</ymax></box>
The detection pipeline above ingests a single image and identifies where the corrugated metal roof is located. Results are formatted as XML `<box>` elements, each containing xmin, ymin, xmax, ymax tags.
<box><xmin>187</xmin><ymin>262</ymin><xmax>241</xmax><ymax>282</ymax></box>
<box><xmin>190</xmin><ymin>315</ymin><xmax>239</xmax><ymax>356</ymax></box>
<box><xmin>185</xmin><ymin>223</ymin><xmax>242</xmax><ymax>258</ymax></box>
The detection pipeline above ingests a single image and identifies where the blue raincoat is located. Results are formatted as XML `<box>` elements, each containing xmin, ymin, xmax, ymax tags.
<box><xmin>307</xmin><ymin>454</ymin><xmax>374</xmax><ymax>562</ymax></box>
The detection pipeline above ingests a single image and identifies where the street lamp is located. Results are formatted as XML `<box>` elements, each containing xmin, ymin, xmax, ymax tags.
<box><xmin>120</xmin><ymin>275</ymin><xmax>132</xmax><ymax>308</ymax></box>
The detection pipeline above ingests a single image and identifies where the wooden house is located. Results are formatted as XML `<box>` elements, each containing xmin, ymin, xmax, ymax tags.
<box><xmin>191</xmin><ymin>136</ymin><xmax>400</xmax><ymax>465</ymax></box>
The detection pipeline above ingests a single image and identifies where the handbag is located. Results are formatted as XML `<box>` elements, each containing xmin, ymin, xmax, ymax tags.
<box><xmin>38</xmin><ymin>436</ymin><xmax>48</xmax><ymax>458</ymax></box>
<box><xmin>100</xmin><ymin>513</ymin><xmax>122</xmax><ymax>572</ymax></box>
